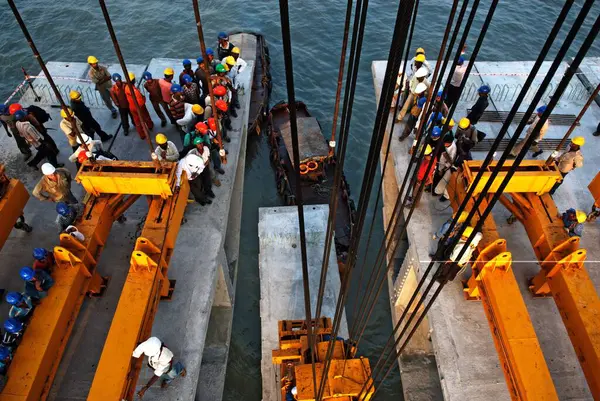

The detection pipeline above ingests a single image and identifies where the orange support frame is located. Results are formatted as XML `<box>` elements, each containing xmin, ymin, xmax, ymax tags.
<box><xmin>0</xmin><ymin>178</ymin><xmax>29</xmax><ymax>251</ymax></box>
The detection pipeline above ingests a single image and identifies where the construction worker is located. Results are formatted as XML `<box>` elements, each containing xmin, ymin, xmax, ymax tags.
<box><xmin>182</xmin><ymin>74</ymin><xmax>202</xmax><ymax>105</ymax></box>
<box><xmin>110</xmin><ymin>73</ymin><xmax>134</xmax><ymax>136</ymax></box>
<box><xmin>179</xmin><ymin>59</ymin><xmax>197</xmax><ymax>86</ymax></box>
<box><xmin>0</xmin><ymin>104</ymin><xmax>31</xmax><ymax>159</ymax></box>
<box><xmin>229</xmin><ymin>47</ymin><xmax>248</xmax><ymax>73</ymax></box>
<box><xmin>152</xmin><ymin>133</ymin><xmax>178</xmax><ymax>162</ymax></box>
<box><xmin>195</xmin><ymin>56</ymin><xmax>209</xmax><ymax>101</ymax></box>
<box><xmin>188</xmin><ymin>136</ymin><xmax>224</xmax><ymax>180</ymax></box>
<box><xmin>224</xmin><ymin>57</ymin><xmax>239</xmax><ymax>84</ymax></box>
<box><xmin>448</xmin><ymin>226</ymin><xmax>483</xmax><ymax>269</ymax></box>
<box><xmin>433</xmin><ymin>90</ymin><xmax>449</xmax><ymax>117</ymax></box>
<box><xmin>143</xmin><ymin>72</ymin><xmax>171</xmax><ymax>126</ymax></box>
<box><xmin>549</xmin><ymin>136</ymin><xmax>584</xmax><ymax>195</ymax></box>
<box><xmin>397</xmin><ymin>67</ymin><xmax>430</xmax><ymax>122</ymax></box>
<box><xmin>455</xmin><ymin>117</ymin><xmax>478</xmax><ymax>165</ymax></box>
<box><xmin>6</xmin><ymin>292</ymin><xmax>33</xmax><ymax>321</ymax></box>
<box><xmin>175</xmin><ymin>153</ymin><xmax>212</xmax><ymax>205</ymax></box>
<box><xmin>215</xmin><ymin>99</ymin><xmax>233</xmax><ymax>140</ymax></box>
<box><xmin>0</xmin><ymin>345</ymin><xmax>13</xmax><ymax>375</ymax></box>
<box><xmin>20</xmin><ymin>266</ymin><xmax>54</xmax><ymax>300</ymax></box>
<box><xmin>70</xmin><ymin>90</ymin><xmax>113</xmax><ymax>142</ymax></box>
<box><xmin>87</xmin><ymin>56</ymin><xmax>117</xmax><ymax>118</ymax></box>
<box><xmin>406</xmin><ymin>144</ymin><xmax>437</xmax><ymax>207</ymax></box>
<box><xmin>33</xmin><ymin>247</ymin><xmax>54</xmax><ymax>273</ymax></box>
<box><xmin>56</xmin><ymin>201</ymin><xmax>83</xmax><ymax>232</ymax></box>
<box><xmin>131</xmin><ymin>337</ymin><xmax>187</xmax><ymax>398</ymax></box>
<box><xmin>159</xmin><ymin>68</ymin><xmax>176</xmax><ymax>120</ymax></box>
<box><xmin>445</xmin><ymin>56</ymin><xmax>468</xmax><ymax>110</ymax></box>
<box><xmin>59</xmin><ymin>108</ymin><xmax>84</xmax><ymax>151</ymax></box>
<box><xmin>68</xmin><ymin>134</ymin><xmax>104</xmax><ymax>164</ymax></box>
<box><xmin>409</xmin><ymin>48</ymin><xmax>431</xmax><ymax>77</ymax></box>
<box><xmin>2</xmin><ymin>319</ymin><xmax>24</xmax><ymax>350</ymax></box>
<box><xmin>20</xmin><ymin>106</ymin><xmax>60</xmax><ymax>155</ymax></box>
<box><xmin>169</xmin><ymin>85</ymin><xmax>186</xmax><ymax>122</ymax></box>
<box><xmin>510</xmin><ymin>105</ymin><xmax>549</xmax><ymax>158</ymax></box>
<box><xmin>562</xmin><ymin>208</ymin><xmax>586</xmax><ymax>237</ymax></box>
<box><xmin>204</xmin><ymin>118</ymin><xmax>226</xmax><ymax>175</ymax></box>
<box><xmin>217</xmin><ymin>32</ymin><xmax>236</xmax><ymax>60</ymax></box>
<box><xmin>14</xmin><ymin>111</ymin><xmax>61</xmax><ymax>169</ymax></box>
<box><xmin>182</xmin><ymin>122</ymin><xmax>211</xmax><ymax>152</ymax></box>
<box><xmin>467</xmin><ymin>85</ymin><xmax>490</xmax><ymax>124</ymax></box>
<box><xmin>434</xmin><ymin>211</ymin><xmax>469</xmax><ymax>242</ymax></box>
<box><xmin>124</xmin><ymin>72</ymin><xmax>154</xmax><ymax>139</ymax></box>
<box><xmin>212</xmin><ymin>64</ymin><xmax>239</xmax><ymax>117</ymax></box>
<box><xmin>434</xmin><ymin>133</ymin><xmax>457</xmax><ymax>202</ymax></box>
<box><xmin>399</xmin><ymin>83</ymin><xmax>428</xmax><ymax>141</ymax></box>
<box><xmin>425</xmin><ymin>126</ymin><xmax>443</xmax><ymax>149</ymax></box>
<box><xmin>178</xmin><ymin>103</ymin><xmax>205</xmax><ymax>134</ymax></box>
<box><xmin>32</xmin><ymin>163</ymin><xmax>76</xmax><ymax>203</ymax></box>
<box><xmin>593</xmin><ymin>122</ymin><xmax>600</xmax><ymax>137</ymax></box>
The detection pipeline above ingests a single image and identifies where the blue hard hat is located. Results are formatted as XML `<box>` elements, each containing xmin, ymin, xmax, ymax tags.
<box><xmin>218</xmin><ymin>32</ymin><xmax>228</xmax><ymax>40</ymax></box>
<box><xmin>4</xmin><ymin>318</ymin><xmax>23</xmax><ymax>334</ymax></box>
<box><xmin>430</xmin><ymin>111</ymin><xmax>443</xmax><ymax>122</ymax></box>
<box><xmin>33</xmin><ymin>247</ymin><xmax>48</xmax><ymax>261</ymax></box>
<box><xmin>56</xmin><ymin>202</ymin><xmax>70</xmax><ymax>217</ymax></box>
<box><xmin>170</xmin><ymin>84</ymin><xmax>182</xmax><ymax>93</ymax></box>
<box><xmin>111</xmin><ymin>73</ymin><xmax>122</xmax><ymax>82</ymax></box>
<box><xmin>183</xmin><ymin>59</ymin><xmax>192</xmax><ymax>66</ymax></box>
<box><xmin>0</xmin><ymin>346</ymin><xmax>10</xmax><ymax>360</ymax></box>
<box><xmin>417</xmin><ymin>97</ymin><xmax>427</xmax><ymax>108</ymax></box>
<box><xmin>436</xmin><ymin>90</ymin><xmax>444</xmax><ymax>99</ymax></box>
<box><xmin>457</xmin><ymin>56</ymin><xmax>465</xmax><ymax>65</ymax></box>
<box><xmin>0</xmin><ymin>104</ymin><xmax>7</xmax><ymax>114</ymax></box>
<box><xmin>431</xmin><ymin>126</ymin><xmax>442</xmax><ymax>138</ymax></box>
<box><xmin>14</xmin><ymin>110</ymin><xmax>26</xmax><ymax>120</ymax></box>
<box><xmin>5</xmin><ymin>292</ymin><xmax>23</xmax><ymax>306</ymax></box>
<box><xmin>478</xmin><ymin>85</ymin><xmax>491</xmax><ymax>94</ymax></box>
<box><xmin>206</xmin><ymin>48</ymin><xmax>214</xmax><ymax>56</ymax></box>
<box><xmin>182</xmin><ymin>74</ymin><xmax>192</xmax><ymax>84</ymax></box>
<box><xmin>537</xmin><ymin>105</ymin><xmax>547</xmax><ymax>114</ymax></box>
<box><xmin>196</xmin><ymin>56</ymin><xmax>204</xmax><ymax>64</ymax></box>
<box><xmin>143</xmin><ymin>71</ymin><xmax>153</xmax><ymax>80</ymax></box>
<box><xmin>19</xmin><ymin>266</ymin><xmax>35</xmax><ymax>281</ymax></box>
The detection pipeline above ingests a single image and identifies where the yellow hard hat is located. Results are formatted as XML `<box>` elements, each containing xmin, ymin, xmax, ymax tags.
<box><xmin>155</xmin><ymin>133</ymin><xmax>168</xmax><ymax>145</ymax></box>
<box><xmin>192</xmin><ymin>104</ymin><xmax>204</xmax><ymax>115</ymax></box>
<box><xmin>424</xmin><ymin>144</ymin><xmax>433</xmax><ymax>156</ymax></box>
<box><xmin>576</xmin><ymin>210</ymin><xmax>587</xmax><ymax>223</ymax></box>
<box><xmin>415</xmin><ymin>54</ymin><xmax>426</xmax><ymax>63</ymax></box>
<box><xmin>87</xmin><ymin>55</ymin><xmax>98</xmax><ymax>64</ymax></box>
<box><xmin>456</xmin><ymin>211</ymin><xmax>469</xmax><ymax>224</ymax></box>
<box><xmin>416</xmin><ymin>47</ymin><xmax>425</xmax><ymax>55</ymax></box>
<box><xmin>462</xmin><ymin>226</ymin><xmax>474</xmax><ymax>238</ymax></box>
<box><xmin>572</xmin><ymin>136</ymin><xmax>585</xmax><ymax>146</ymax></box>
<box><xmin>225</xmin><ymin>56</ymin><xmax>236</xmax><ymax>66</ymax></box>
<box><xmin>442</xmin><ymin>117</ymin><xmax>455</xmax><ymax>128</ymax></box>
<box><xmin>459</xmin><ymin>118</ymin><xmax>470</xmax><ymax>129</ymax></box>
<box><xmin>60</xmin><ymin>108</ymin><xmax>73</xmax><ymax>119</ymax></box>
<box><xmin>164</xmin><ymin>67</ymin><xmax>174</xmax><ymax>76</ymax></box>
<box><xmin>69</xmin><ymin>90</ymin><xmax>82</xmax><ymax>100</ymax></box>
<box><xmin>128</xmin><ymin>72</ymin><xmax>136</xmax><ymax>81</ymax></box>
<box><xmin>231</xmin><ymin>47</ymin><xmax>240</xmax><ymax>54</ymax></box>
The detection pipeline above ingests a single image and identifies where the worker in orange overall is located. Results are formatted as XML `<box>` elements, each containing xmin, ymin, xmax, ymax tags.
<box><xmin>124</xmin><ymin>72</ymin><xmax>154</xmax><ymax>139</ymax></box>
<box><xmin>110</xmin><ymin>73</ymin><xmax>134</xmax><ymax>136</ymax></box>
<box><xmin>406</xmin><ymin>144</ymin><xmax>437</xmax><ymax>207</ymax></box>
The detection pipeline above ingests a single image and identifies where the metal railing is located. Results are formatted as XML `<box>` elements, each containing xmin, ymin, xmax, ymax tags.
<box><xmin>459</xmin><ymin>79</ymin><xmax>590</xmax><ymax>104</ymax></box>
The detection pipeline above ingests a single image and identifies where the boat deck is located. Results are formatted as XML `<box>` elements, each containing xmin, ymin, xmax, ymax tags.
<box><xmin>0</xmin><ymin>33</ymin><xmax>256</xmax><ymax>401</ymax></box>
<box><xmin>372</xmin><ymin>58</ymin><xmax>600</xmax><ymax>401</ymax></box>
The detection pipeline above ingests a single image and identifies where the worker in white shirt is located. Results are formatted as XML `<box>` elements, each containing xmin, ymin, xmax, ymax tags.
<box><xmin>449</xmin><ymin>226</ymin><xmax>482</xmax><ymax>268</ymax></box>
<box><xmin>510</xmin><ymin>105</ymin><xmax>549</xmax><ymax>158</ymax></box>
<box><xmin>549</xmin><ymin>136</ymin><xmax>584</xmax><ymax>194</ymax></box>
<box><xmin>409</xmin><ymin>48</ymin><xmax>431</xmax><ymax>78</ymax></box>
<box><xmin>434</xmin><ymin>133</ymin><xmax>457</xmax><ymax>202</ymax></box>
<box><xmin>444</xmin><ymin>56</ymin><xmax>468</xmax><ymax>109</ymax></box>
<box><xmin>177</xmin><ymin>103</ymin><xmax>204</xmax><ymax>134</ymax></box>
<box><xmin>175</xmin><ymin>153</ymin><xmax>213</xmax><ymax>205</ymax></box>
<box><xmin>397</xmin><ymin>67</ymin><xmax>430</xmax><ymax>122</ymax></box>
<box><xmin>151</xmin><ymin>133</ymin><xmax>178</xmax><ymax>162</ymax></box>
<box><xmin>229</xmin><ymin>47</ymin><xmax>247</xmax><ymax>74</ymax></box>
<box><xmin>68</xmin><ymin>134</ymin><xmax>103</xmax><ymax>163</ymax></box>
<box><xmin>131</xmin><ymin>337</ymin><xmax>186</xmax><ymax>399</ymax></box>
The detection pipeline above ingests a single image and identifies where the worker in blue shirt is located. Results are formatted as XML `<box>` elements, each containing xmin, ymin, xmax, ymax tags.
<box><xmin>562</xmin><ymin>208</ymin><xmax>586</xmax><ymax>237</ymax></box>
<box><xmin>6</xmin><ymin>292</ymin><xmax>33</xmax><ymax>321</ymax></box>
<box><xmin>0</xmin><ymin>345</ymin><xmax>12</xmax><ymax>375</ymax></box>
<box><xmin>20</xmin><ymin>266</ymin><xmax>54</xmax><ymax>300</ymax></box>
<box><xmin>2</xmin><ymin>318</ymin><xmax>24</xmax><ymax>350</ymax></box>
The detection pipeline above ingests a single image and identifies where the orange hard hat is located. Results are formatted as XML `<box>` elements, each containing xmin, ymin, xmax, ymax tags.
<box><xmin>9</xmin><ymin>104</ymin><xmax>23</xmax><ymax>115</ymax></box>
<box><xmin>215</xmin><ymin>99</ymin><xmax>228</xmax><ymax>112</ymax></box>
<box><xmin>207</xmin><ymin>117</ymin><xmax>217</xmax><ymax>131</ymax></box>
<box><xmin>77</xmin><ymin>151</ymin><xmax>89</xmax><ymax>163</ymax></box>
<box><xmin>195</xmin><ymin>122</ymin><xmax>208</xmax><ymax>133</ymax></box>
<box><xmin>213</xmin><ymin>85</ymin><xmax>227</xmax><ymax>97</ymax></box>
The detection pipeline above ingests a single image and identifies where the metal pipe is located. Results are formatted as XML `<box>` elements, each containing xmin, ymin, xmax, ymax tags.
<box><xmin>545</xmin><ymin>82</ymin><xmax>600</xmax><ymax>166</ymax></box>
<box><xmin>7</xmin><ymin>0</ymin><xmax>91</xmax><ymax>156</ymax></box>
<box><xmin>21</xmin><ymin>67</ymin><xmax>41</xmax><ymax>102</ymax></box>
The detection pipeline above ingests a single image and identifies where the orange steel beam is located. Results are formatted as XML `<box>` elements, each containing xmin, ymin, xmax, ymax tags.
<box><xmin>500</xmin><ymin>192</ymin><xmax>600</xmax><ymax>398</ymax></box>
<box><xmin>447</xmin><ymin>172</ymin><xmax>558</xmax><ymax>400</ymax></box>
<box><xmin>0</xmin><ymin>178</ymin><xmax>29</xmax><ymax>251</ymax></box>
<box><xmin>88</xmin><ymin>177</ymin><xmax>190</xmax><ymax>401</ymax></box>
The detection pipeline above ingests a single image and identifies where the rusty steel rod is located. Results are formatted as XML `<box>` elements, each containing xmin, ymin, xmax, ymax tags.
<box><xmin>7</xmin><ymin>0</ymin><xmax>91</xmax><ymax>156</ymax></box>
<box><xmin>21</xmin><ymin>67</ymin><xmax>41</xmax><ymax>101</ymax></box>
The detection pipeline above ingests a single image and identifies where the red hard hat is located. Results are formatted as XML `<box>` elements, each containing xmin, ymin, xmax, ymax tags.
<box><xmin>213</xmin><ymin>85</ymin><xmax>227</xmax><ymax>97</ymax></box>
<box><xmin>9</xmin><ymin>104</ymin><xmax>23</xmax><ymax>115</ymax></box>
<box><xmin>195</xmin><ymin>122</ymin><xmax>208</xmax><ymax>133</ymax></box>
<box><xmin>215</xmin><ymin>99</ymin><xmax>228</xmax><ymax>112</ymax></box>
<box><xmin>77</xmin><ymin>151</ymin><xmax>89</xmax><ymax>163</ymax></box>
<box><xmin>207</xmin><ymin>117</ymin><xmax>217</xmax><ymax>131</ymax></box>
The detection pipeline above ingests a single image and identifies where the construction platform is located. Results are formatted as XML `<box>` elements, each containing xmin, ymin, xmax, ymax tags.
<box><xmin>258</xmin><ymin>205</ymin><xmax>349</xmax><ymax>401</ymax></box>
<box><xmin>0</xmin><ymin>33</ymin><xmax>256</xmax><ymax>401</ymax></box>
<box><xmin>372</xmin><ymin>57</ymin><xmax>600</xmax><ymax>401</ymax></box>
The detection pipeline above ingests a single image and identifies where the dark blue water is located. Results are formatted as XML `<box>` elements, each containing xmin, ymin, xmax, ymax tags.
<box><xmin>1</xmin><ymin>1</ymin><xmax>598</xmax><ymax>399</ymax></box>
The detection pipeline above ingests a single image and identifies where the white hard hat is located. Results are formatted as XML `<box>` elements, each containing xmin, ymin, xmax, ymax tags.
<box><xmin>415</xmin><ymin>82</ymin><xmax>428</xmax><ymax>94</ymax></box>
<box><xmin>185</xmin><ymin>154</ymin><xmax>204</xmax><ymax>170</ymax></box>
<box><xmin>415</xmin><ymin>67</ymin><xmax>428</xmax><ymax>78</ymax></box>
<box><xmin>76</xmin><ymin>133</ymin><xmax>91</xmax><ymax>145</ymax></box>
<box><xmin>138</xmin><ymin>337</ymin><xmax>162</xmax><ymax>357</ymax></box>
<box><xmin>41</xmin><ymin>163</ymin><xmax>56</xmax><ymax>175</ymax></box>
<box><xmin>291</xmin><ymin>387</ymin><xmax>297</xmax><ymax>395</ymax></box>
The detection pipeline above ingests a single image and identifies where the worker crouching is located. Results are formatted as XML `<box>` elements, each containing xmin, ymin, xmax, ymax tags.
<box><xmin>19</xmin><ymin>266</ymin><xmax>54</xmax><ymax>301</ymax></box>
<box><xmin>562</xmin><ymin>208</ymin><xmax>586</xmax><ymax>237</ymax></box>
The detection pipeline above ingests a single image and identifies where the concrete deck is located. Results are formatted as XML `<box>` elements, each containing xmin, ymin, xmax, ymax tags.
<box><xmin>373</xmin><ymin>59</ymin><xmax>600</xmax><ymax>401</ymax></box>
<box><xmin>258</xmin><ymin>205</ymin><xmax>349</xmax><ymax>401</ymax></box>
<box><xmin>0</xmin><ymin>33</ymin><xmax>256</xmax><ymax>401</ymax></box>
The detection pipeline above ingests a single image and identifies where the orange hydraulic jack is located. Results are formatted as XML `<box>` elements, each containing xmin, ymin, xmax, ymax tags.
<box><xmin>447</xmin><ymin>168</ymin><xmax>559</xmax><ymax>401</ymax></box>
<box><xmin>0</xmin><ymin>164</ymin><xmax>31</xmax><ymax>251</ymax></box>
<box><xmin>271</xmin><ymin>318</ymin><xmax>374</xmax><ymax>401</ymax></box>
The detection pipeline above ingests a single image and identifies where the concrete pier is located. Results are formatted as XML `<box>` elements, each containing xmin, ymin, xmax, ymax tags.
<box><xmin>0</xmin><ymin>33</ymin><xmax>256</xmax><ymax>401</ymax></box>
<box><xmin>258</xmin><ymin>205</ymin><xmax>348</xmax><ymax>401</ymax></box>
<box><xmin>372</xmin><ymin>59</ymin><xmax>600</xmax><ymax>400</ymax></box>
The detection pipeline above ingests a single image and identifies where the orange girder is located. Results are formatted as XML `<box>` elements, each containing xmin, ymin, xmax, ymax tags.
<box><xmin>88</xmin><ymin>176</ymin><xmax>189</xmax><ymax>401</ymax></box>
<box><xmin>0</xmin><ymin>179</ymin><xmax>29</xmax><ymax>251</ymax></box>
<box><xmin>501</xmin><ymin>192</ymin><xmax>600</xmax><ymax>398</ymax></box>
<box><xmin>588</xmin><ymin>171</ymin><xmax>600</xmax><ymax>207</ymax></box>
